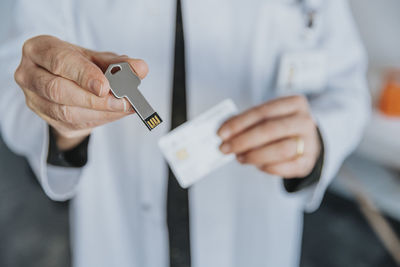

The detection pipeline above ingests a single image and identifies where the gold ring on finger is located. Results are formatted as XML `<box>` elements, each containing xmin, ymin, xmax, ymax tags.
<box><xmin>295</xmin><ymin>137</ymin><xmax>305</xmax><ymax>157</ymax></box>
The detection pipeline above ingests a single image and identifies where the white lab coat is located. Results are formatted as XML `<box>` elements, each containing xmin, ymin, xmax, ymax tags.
<box><xmin>0</xmin><ymin>0</ymin><xmax>369</xmax><ymax>266</ymax></box>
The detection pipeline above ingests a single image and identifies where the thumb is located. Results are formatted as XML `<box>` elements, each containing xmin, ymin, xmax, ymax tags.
<box><xmin>84</xmin><ymin>50</ymin><xmax>149</xmax><ymax>80</ymax></box>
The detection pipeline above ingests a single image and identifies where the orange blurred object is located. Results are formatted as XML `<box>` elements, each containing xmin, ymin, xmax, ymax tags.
<box><xmin>379</xmin><ymin>70</ymin><xmax>400</xmax><ymax>117</ymax></box>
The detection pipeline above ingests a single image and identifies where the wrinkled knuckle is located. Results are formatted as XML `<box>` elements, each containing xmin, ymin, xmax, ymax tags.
<box><xmin>50</xmin><ymin>49</ymin><xmax>73</xmax><ymax>75</ymax></box>
<box><xmin>63</xmin><ymin>106</ymin><xmax>74</xmax><ymax>124</ymax></box>
<box><xmin>85</xmin><ymin>94</ymin><xmax>97</xmax><ymax>109</ymax></box>
<box><xmin>50</xmin><ymin>52</ymin><xmax>65</xmax><ymax>75</ymax></box>
<box><xmin>80</xmin><ymin>64</ymin><xmax>99</xmax><ymax>88</ymax></box>
<box><xmin>59</xmin><ymin>105</ymin><xmax>73</xmax><ymax>123</ymax></box>
<box><xmin>47</xmin><ymin>104</ymin><xmax>58</xmax><ymax>120</ymax></box>
<box><xmin>46</xmin><ymin>76</ymin><xmax>61</xmax><ymax>102</ymax></box>
<box><xmin>75</xmin><ymin>67</ymin><xmax>86</xmax><ymax>87</ymax></box>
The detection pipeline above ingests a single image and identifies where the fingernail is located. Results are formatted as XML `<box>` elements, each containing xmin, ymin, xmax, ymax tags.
<box><xmin>107</xmin><ymin>97</ymin><xmax>125</xmax><ymax>111</ymax></box>
<box><xmin>122</xmin><ymin>98</ymin><xmax>127</xmax><ymax>112</ymax></box>
<box><xmin>220</xmin><ymin>143</ymin><xmax>231</xmax><ymax>154</ymax></box>
<box><xmin>122</xmin><ymin>98</ymin><xmax>135</xmax><ymax>113</ymax></box>
<box><xmin>89</xmin><ymin>79</ymin><xmax>103</xmax><ymax>96</ymax></box>
<box><xmin>219</xmin><ymin>128</ymin><xmax>231</xmax><ymax>140</ymax></box>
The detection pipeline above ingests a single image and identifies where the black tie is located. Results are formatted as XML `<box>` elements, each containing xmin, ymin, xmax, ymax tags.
<box><xmin>167</xmin><ymin>0</ymin><xmax>191</xmax><ymax>266</ymax></box>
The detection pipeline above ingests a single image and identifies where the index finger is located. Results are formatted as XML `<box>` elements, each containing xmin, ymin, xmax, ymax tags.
<box><xmin>23</xmin><ymin>35</ymin><xmax>109</xmax><ymax>97</ymax></box>
<box><xmin>217</xmin><ymin>95</ymin><xmax>309</xmax><ymax>140</ymax></box>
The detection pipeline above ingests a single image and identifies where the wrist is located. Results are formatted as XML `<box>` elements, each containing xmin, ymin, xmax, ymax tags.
<box><xmin>52</xmin><ymin>128</ymin><xmax>91</xmax><ymax>151</ymax></box>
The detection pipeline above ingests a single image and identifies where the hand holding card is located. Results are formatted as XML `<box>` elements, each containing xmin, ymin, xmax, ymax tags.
<box><xmin>158</xmin><ymin>99</ymin><xmax>238</xmax><ymax>188</ymax></box>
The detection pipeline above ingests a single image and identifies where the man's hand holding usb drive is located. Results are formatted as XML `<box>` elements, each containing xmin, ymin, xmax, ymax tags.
<box><xmin>14</xmin><ymin>35</ymin><xmax>148</xmax><ymax>151</ymax></box>
<box><xmin>218</xmin><ymin>95</ymin><xmax>321</xmax><ymax>179</ymax></box>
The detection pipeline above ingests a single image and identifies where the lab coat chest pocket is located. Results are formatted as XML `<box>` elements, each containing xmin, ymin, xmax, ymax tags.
<box><xmin>274</xmin><ymin>2</ymin><xmax>328</xmax><ymax>95</ymax></box>
<box><xmin>248</xmin><ymin>1</ymin><xmax>327</xmax><ymax>102</ymax></box>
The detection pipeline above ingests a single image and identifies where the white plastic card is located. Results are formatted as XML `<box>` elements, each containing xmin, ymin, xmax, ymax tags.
<box><xmin>277</xmin><ymin>50</ymin><xmax>327</xmax><ymax>95</ymax></box>
<box><xmin>158</xmin><ymin>99</ymin><xmax>238</xmax><ymax>188</ymax></box>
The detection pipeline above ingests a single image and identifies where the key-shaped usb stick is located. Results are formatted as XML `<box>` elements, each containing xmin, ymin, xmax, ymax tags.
<box><xmin>105</xmin><ymin>62</ymin><xmax>162</xmax><ymax>130</ymax></box>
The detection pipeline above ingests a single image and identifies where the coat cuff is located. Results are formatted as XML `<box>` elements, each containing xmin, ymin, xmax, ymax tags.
<box><xmin>28</xmin><ymin>122</ymin><xmax>85</xmax><ymax>201</ymax></box>
<box><xmin>47</xmin><ymin>126</ymin><xmax>90</xmax><ymax>168</ymax></box>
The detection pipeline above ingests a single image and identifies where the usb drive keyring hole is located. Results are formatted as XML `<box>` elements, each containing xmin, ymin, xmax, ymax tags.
<box><xmin>110</xmin><ymin>65</ymin><xmax>122</xmax><ymax>75</ymax></box>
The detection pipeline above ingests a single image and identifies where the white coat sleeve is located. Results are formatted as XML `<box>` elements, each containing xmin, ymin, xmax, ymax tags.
<box><xmin>300</xmin><ymin>0</ymin><xmax>370</xmax><ymax>212</ymax></box>
<box><xmin>0</xmin><ymin>0</ymin><xmax>82</xmax><ymax>201</ymax></box>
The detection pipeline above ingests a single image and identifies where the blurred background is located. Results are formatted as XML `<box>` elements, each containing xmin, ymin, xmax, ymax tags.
<box><xmin>1</xmin><ymin>0</ymin><xmax>400</xmax><ymax>266</ymax></box>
